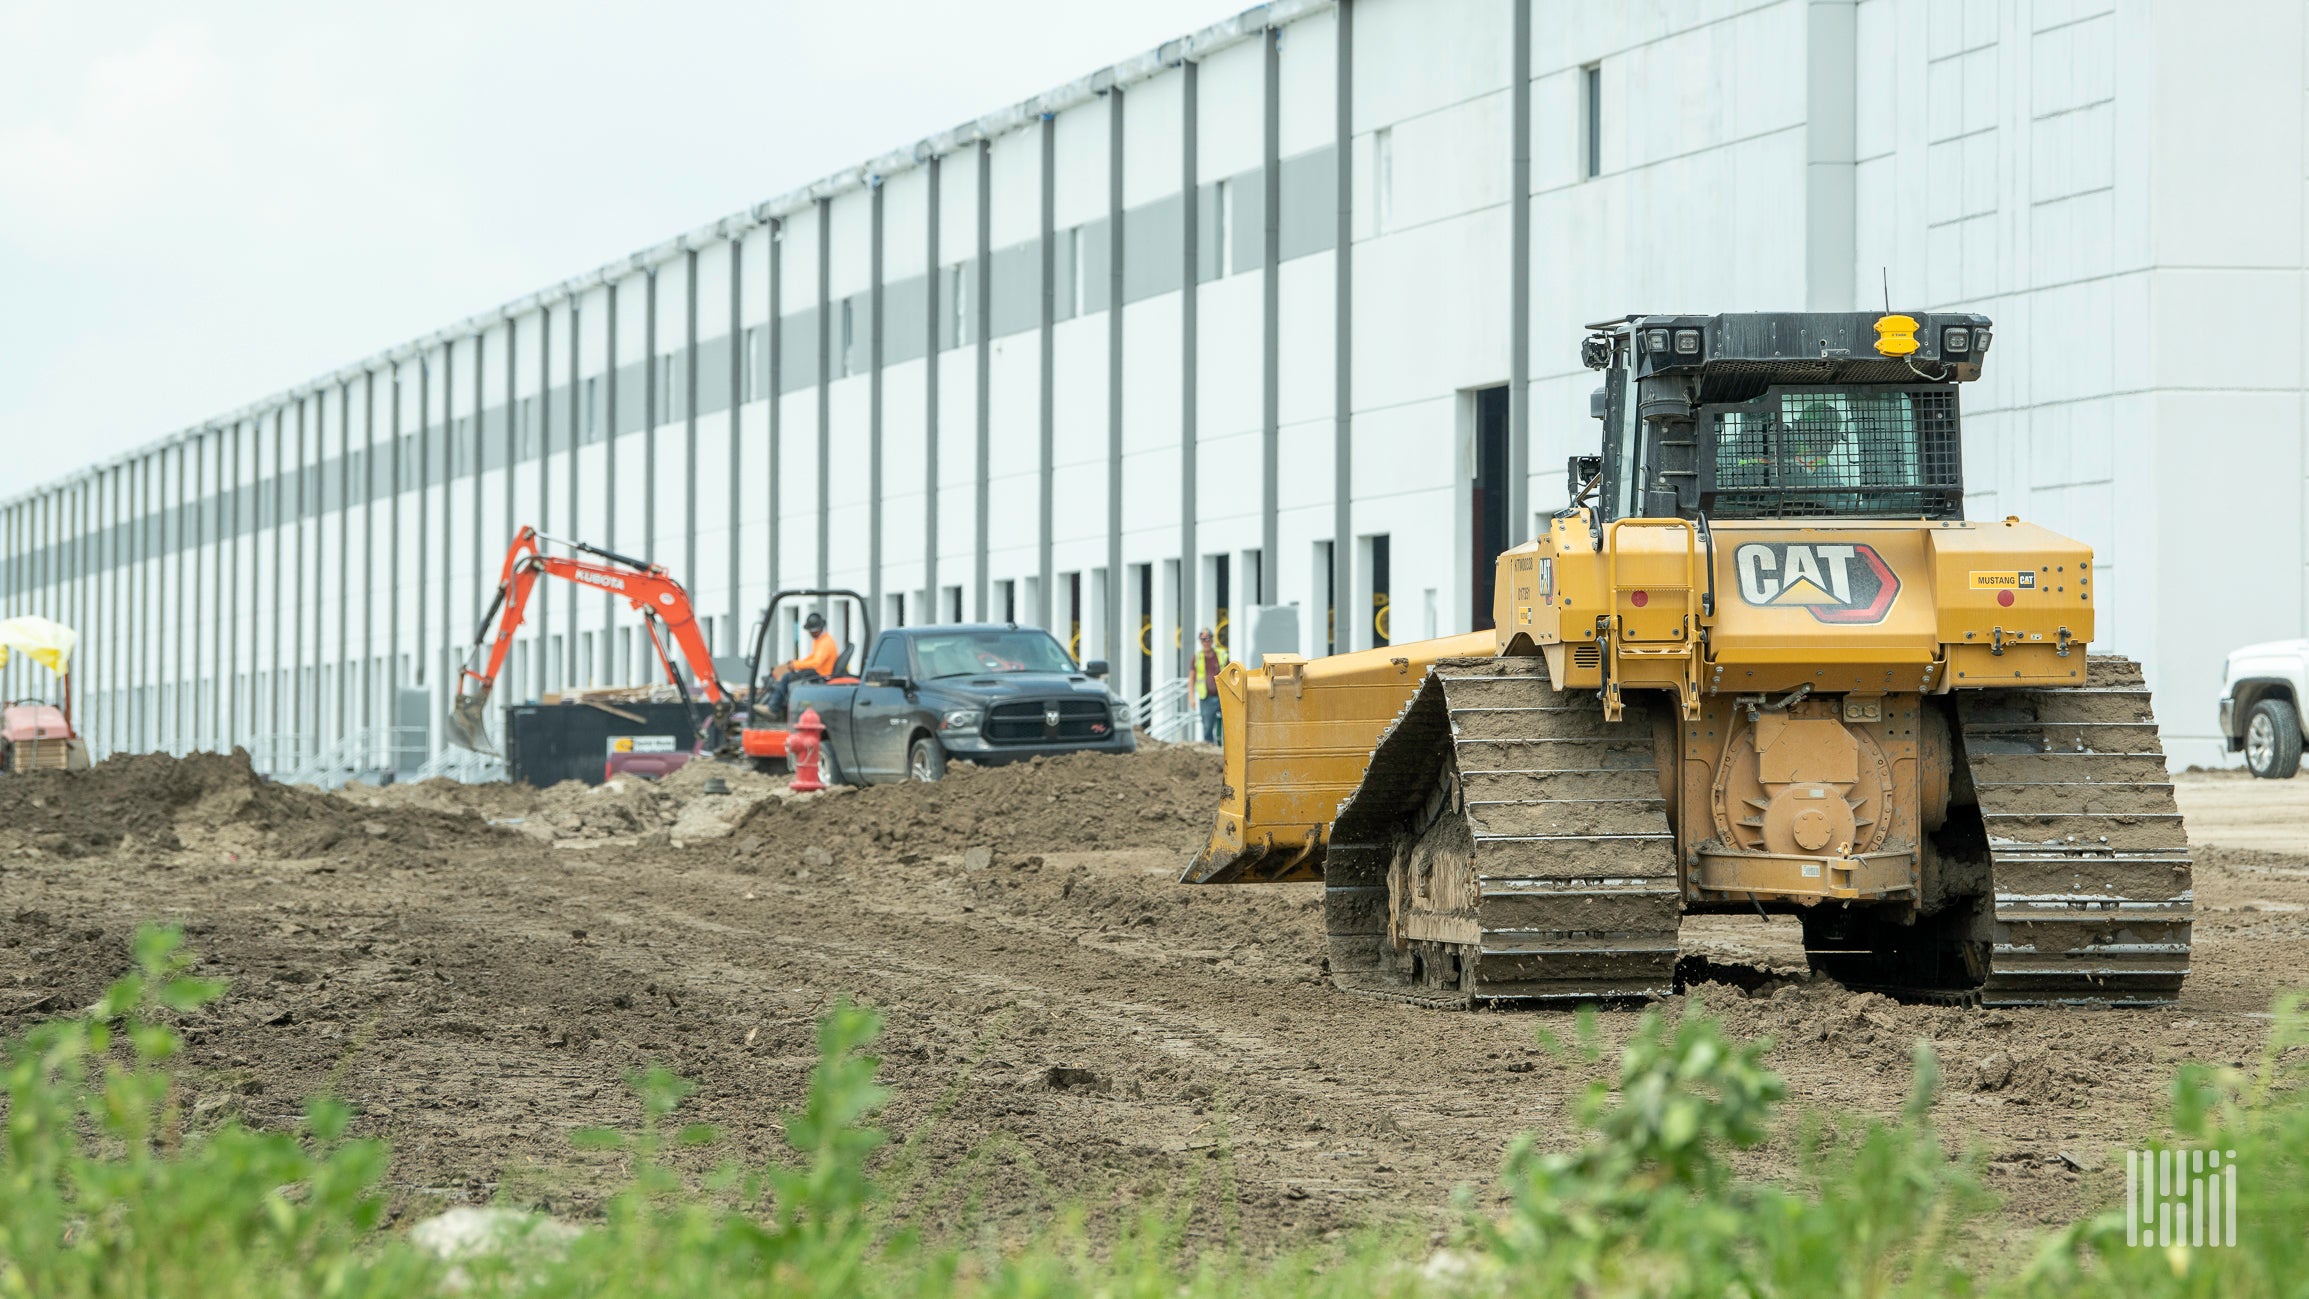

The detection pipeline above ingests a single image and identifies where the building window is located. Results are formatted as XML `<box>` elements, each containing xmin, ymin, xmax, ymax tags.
<box><xmin>585</xmin><ymin>377</ymin><xmax>599</xmax><ymax>441</ymax></box>
<box><xmin>1581</xmin><ymin>63</ymin><xmax>1602</xmax><ymax>180</ymax></box>
<box><xmin>1069</xmin><ymin>227</ymin><xmax>1085</xmax><ymax>316</ymax></box>
<box><xmin>1373</xmin><ymin>126</ymin><xmax>1394</xmax><ymax>233</ymax></box>
<box><xmin>840</xmin><ymin>299</ymin><xmax>855</xmax><ymax>376</ymax></box>
<box><xmin>1217</xmin><ymin>179</ymin><xmax>1235</xmax><ymax>277</ymax></box>
<box><xmin>949</xmin><ymin>265</ymin><xmax>967</xmax><ymax>347</ymax></box>
<box><xmin>743</xmin><ymin>326</ymin><xmax>763</xmax><ymax>402</ymax></box>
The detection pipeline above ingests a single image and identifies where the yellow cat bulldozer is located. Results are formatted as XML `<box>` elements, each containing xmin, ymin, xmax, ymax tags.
<box><xmin>1185</xmin><ymin>311</ymin><xmax>2189</xmax><ymax>1008</ymax></box>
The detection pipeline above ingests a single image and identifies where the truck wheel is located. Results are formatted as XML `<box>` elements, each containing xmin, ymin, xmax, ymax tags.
<box><xmin>2246</xmin><ymin>698</ymin><xmax>2303</xmax><ymax>779</ymax></box>
<box><xmin>908</xmin><ymin>736</ymin><xmax>947</xmax><ymax>783</ymax></box>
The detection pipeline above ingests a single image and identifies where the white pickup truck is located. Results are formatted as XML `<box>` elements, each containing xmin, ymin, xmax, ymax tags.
<box><xmin>2220</xmin><ymin>638</ymin><xmax>2308</xmax><ymax>778</ymax></box>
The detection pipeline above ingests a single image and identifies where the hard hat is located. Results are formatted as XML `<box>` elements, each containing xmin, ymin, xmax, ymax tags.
<box><xmin>804</xmin><ymin>612</ymin><xmax>826</xmax><ymax>632</ymax></box>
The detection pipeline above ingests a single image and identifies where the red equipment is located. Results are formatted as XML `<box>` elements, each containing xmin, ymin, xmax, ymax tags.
<box><xmin>786</xmin><ymin>707</ymin><xmax>828</xmax><ymax>792</ymax></box>
<box><xmin>448</xmin><ymin>527</ymin><xmax>731</xmax><ymax>756</ymax></box>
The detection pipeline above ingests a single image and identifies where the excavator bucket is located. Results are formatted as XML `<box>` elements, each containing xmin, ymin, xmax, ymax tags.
<box><xmin>445</xmin><ymin>687</ymin><xmax>497</xmax><ymax>755</ymax></box>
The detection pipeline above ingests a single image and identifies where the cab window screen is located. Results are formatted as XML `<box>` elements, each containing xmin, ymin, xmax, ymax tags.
<box><xmin>1705</xmin><ymin>386</ymin><xmax>1962</xmax><ymax>519</ymax></box>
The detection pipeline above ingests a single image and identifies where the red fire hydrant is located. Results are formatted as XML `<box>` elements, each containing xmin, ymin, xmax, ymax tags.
<box><xmin>787</xmin><ymin>707</ymin><xmax>827</xmax><ymax>793</ymax></box>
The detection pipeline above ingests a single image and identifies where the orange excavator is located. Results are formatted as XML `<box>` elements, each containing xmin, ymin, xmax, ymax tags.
<box><xmin>446</xmin><ymin>527</ymin><xmax>730</xmax><ymax>757</ymax></box>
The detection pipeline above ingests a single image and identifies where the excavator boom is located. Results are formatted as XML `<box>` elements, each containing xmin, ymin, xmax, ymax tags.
<box><xmin>447</xmin><ymin>527</ymin><xmax>726</xmax><ymax>754</ymax></box>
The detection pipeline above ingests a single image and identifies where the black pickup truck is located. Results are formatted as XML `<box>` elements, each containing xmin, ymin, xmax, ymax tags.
<box><xmin>787</xmin><ymin>624</ymin><xmax>1133</xmax><ymax>784</ymax></box>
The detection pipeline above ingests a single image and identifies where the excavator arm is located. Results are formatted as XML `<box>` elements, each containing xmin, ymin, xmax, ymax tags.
<box><xmin>447</xmin><ymin>526</ymin><xmax>728</xmax><ymax>754</ymax></box>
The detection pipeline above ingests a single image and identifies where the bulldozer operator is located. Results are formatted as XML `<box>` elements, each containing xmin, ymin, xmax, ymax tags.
<box><xmin>764</xmin><ymin>611</ymin><xmax>839</xmax><ymax>719</ymax></box>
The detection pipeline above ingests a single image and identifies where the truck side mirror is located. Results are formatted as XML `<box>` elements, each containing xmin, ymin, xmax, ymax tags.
<box><xmin>1083</xmin><ymin>659</ymin><xmax>1110</xmax><ymax>679</ymax></box>
<box><xmin>861</xmin><ymin>667</ymin><xmax>892</xmax><ymax>686</ymax></box>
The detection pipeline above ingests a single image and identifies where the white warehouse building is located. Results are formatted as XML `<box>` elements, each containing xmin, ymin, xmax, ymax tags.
<box><xmin>3</xmin><ymin>0</ymin><xmax>2304</xmax><ymax>774</ymax></box>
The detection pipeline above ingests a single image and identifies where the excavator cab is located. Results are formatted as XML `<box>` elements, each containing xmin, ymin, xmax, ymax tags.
<box><xmin>735</xmin><ymin>590</ymin><xmax>872</xmax><ymax>765</ymax></box>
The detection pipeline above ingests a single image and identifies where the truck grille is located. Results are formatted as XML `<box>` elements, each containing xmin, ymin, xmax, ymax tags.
<box><xmin>983</xmin><ymin>699</ymin><xmax>1113</xmax><ymax>744</ymax></box>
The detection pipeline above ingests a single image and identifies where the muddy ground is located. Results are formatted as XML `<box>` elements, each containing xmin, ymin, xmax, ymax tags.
<box><xmin>2</xmin><ymin>747</ymin><xmax>2304</xmax><ymax>1259</ymax></box>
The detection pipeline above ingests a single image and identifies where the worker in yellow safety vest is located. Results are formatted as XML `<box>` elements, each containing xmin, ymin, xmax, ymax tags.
<box><xmin>1193</xmin><ymin>628</ymin><xmax>1230</xmax><ymax>745</ymax></box>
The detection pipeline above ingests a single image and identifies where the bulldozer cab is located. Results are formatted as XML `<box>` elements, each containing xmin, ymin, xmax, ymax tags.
<box><xmin>1578</xmin><ymin>311</ymin><xmax>1991</xmax><ymax>527</ymax></box>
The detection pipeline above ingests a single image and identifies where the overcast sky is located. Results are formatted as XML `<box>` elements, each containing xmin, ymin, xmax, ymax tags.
<box><xmin>0</xmin><ymin>0</ymin><xmax>1237</xmax><ymax>500</ymax></box>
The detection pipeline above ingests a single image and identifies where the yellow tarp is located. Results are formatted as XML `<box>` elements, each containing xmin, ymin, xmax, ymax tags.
<box><xmin>0</xmin><ymin>616</ymin><xmax>76</xmax><ymax>676</ymax></box>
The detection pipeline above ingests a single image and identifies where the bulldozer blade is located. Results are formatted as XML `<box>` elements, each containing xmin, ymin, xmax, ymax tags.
<box><xmin>446</xmin><ymin>692</ymin><xmax>497</xmax><ymax>756</ymax></box>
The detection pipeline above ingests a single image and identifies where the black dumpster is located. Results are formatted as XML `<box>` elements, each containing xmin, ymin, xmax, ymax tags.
<box><xmin>505</xmin><ymin>701</ymin><xmax>706</xmax><ymax>788</ymax></box>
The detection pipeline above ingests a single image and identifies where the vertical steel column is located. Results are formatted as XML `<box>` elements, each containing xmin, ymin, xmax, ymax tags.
<box><xmin>171</xmin><ymin>440</ymin><xmax>186</xmax><ymax>750</ymax></box>
<box><xmin>338</xmin><ymin>384</ymin><xmax>351</xmax><ymax>739</ymax></box>
<box><xmin>726</xmin><ymin>238</ymin><xmax>742</xmax><ymax>652</ymax></box>
<box><xmin>292</xmin><ymin>399</ymin><xmax>307</xmax><ymax>763</ymax></box>
<box><xmin>390</xmin><ymin>365</ymin><xmax>405</xmax><ymax>706</ymax></box>
<box><xmin>815</xmin><ymin>197</ymin><xmax>832</xmax><ymax>593</ymax></box>
<box><xmin>684</xmin><ymin>248</ymin><xmax>699</xmax><ymax>591</ymax></box>
<box><xmin>972</xmin><ymin>142</ymin><xmax>992</xmax><ymax>620</ymax></box>
<box><xmin>2</xmin><ymin>504</ymin><xmax>12</xmax><ymax>702</ymax></box>
<box><xmin>121</xmin><ymin>462</ymin><xmax>132</xmax><ymax>752</ymax></box>
<box><xmin>1334</xmin><ymin>0</ymin><xmax>1356</xmax><ymax>649</ymax></box>
<box><xmin>134</xmin><ymin>459</ymin><xmax>146</xmax><ymax>748</ymax></box>
<box><xmin>1262</xmin><ymin>26</ymin><xmax>1282</xmax><ymax>606</ymax></box>
<box><xmin>767</xmin><ymin>221</ymin><xmax>783</xmax><ymax>596</ymax></box>
<box><xmin>565</xmin><ymin>301</ymin><xmax>580</xmax><ymax>686</ymax></box>
<box><xmin>439</xmin><ymin>343</ymin><xmax>454</xmax><ymax>701</ymax></box>
<box><xmin>1037</xmin><ymin>114</ymin><xmax>1056</xmax><ymax>630</ymax></box>
<box><xmin>1180</xmin><ymin>58</ymin><xmax>1200</xmax><ymax>675</ymax></box>
<box><xmin>504</xmin><ymin>316</ymin><xmax>519</xmax><ymax>703</ymax></box>
<box><xmin>468</xmin><ymin>334</ymin><xmax>484</xmax><ymax>699</ymax></box>
<box><xmin>645</xmin><ymin>269</ymin><xmax>659</xmax><ymax>573</ymax></box>
<box><xmin>362</xmin><ymin>375</ymin><xmax>375</xmax><ymax>732</ymax></box>
<box><xmin>605</xmin><ymin>284</ymin><xmax>620</xmax><ymax>669</ymax></box>
<box><xmin>924</xmin><ymin>159</ymin><xmax>941</xmax><ymax>614</ymax></box>
<box><xmin>225</xmin><ymin>427</ymin><xmax>239</xmax><ymax>749</ymax></box>
<box><xmin>415</xmin><ymin>358</ymin><xmax>430</xmax><ymax>689</ymax></box>
<box><xmin>536</xmin><ymin>305</ymin><xmax>551</xmax><ymax>694</ymax></box>
<box><xmin>269</xmin><ymin>411</ymin><xmax>283</xmax><ymax>750</ymax></box>
<box><xmin>174</xmin><ymin>438</ymin><xmax>188</xmax><ymax>750</ymax></box>
<box><xmin>190</xmin><ymin>434</ymin><xmax>205</xmax><ymax>749</ymax></box>
<box><xmin>1508</xmin><ymin>0</ymin><xmax>1532</xmax><ymax>544</ymax></box>
<box><xmin>98</xmin><ymin>475</ymin><xmax>111</xmax><ymax>753</ymax></box>
<box><xmin>1106</xmin><ymin>86</ymin><xmax>1126</xmax><ymax>674</ymax></box>
<box><xmin>869</xmin><ymin>177</ymin><xmax>885</xmax><ymax>621</ymax></box>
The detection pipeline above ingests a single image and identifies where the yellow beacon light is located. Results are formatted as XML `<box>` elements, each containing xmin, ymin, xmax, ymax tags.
<box><xmin>1873</xmin><ymin>313</ymin><xmax>1920</xmax><ymax>357</ymax></box>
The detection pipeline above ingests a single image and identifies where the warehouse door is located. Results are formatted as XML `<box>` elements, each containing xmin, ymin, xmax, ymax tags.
<box><xmin>1471</xmin><ymin>386</ymin><xmax>1509</xmax><ymax>631</ymax></box>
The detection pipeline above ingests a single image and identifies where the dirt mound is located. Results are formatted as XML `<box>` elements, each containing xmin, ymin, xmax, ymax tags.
<box><xmin>0</xmin><ymin>749</ymin><xmax>501</xmax><ymax>866</ymax></box>
<box><xmin>350</xmin><ymin>776</ymin><xmax>541</xmax><ymax>822</ymax></box>
<box><xmin>345</xmin><ymin>758</ymin><xmax>793</xmax><ymax>846</ymax></box>
<box><xmin>728</xmin><ymin>743</ymin><xmax>1222</xmax><ymax>861</ymax></box>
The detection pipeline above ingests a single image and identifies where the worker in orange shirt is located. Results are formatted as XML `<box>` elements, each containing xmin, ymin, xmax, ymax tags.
<box><xmin>767</xmin><ymin>611</ymin><xmax>840</xmax><ymax>718</ymax></box>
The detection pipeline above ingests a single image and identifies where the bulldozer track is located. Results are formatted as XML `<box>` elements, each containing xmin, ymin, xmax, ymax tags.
<box><xmin>1324</xmin><ymin>655</ymin><xmax>1680</xmax><ymax>1006</ymax></box>
<box><xmin>1958</xmin><ymin>654</ymin><xmax>2192</xmax><ymax>1006</ymax></box>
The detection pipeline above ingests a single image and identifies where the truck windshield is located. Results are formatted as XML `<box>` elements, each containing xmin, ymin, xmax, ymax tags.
<box><xmin>913</xmin><ymin>630</ymin><xmax>1078</xmax><ymax>679</ymax></box>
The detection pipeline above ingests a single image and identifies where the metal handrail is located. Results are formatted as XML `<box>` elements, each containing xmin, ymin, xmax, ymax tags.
<box><xmin>1132</xmin><ymin>677</ymin><xmax>1198</xmax><ymax>744</ymax></box>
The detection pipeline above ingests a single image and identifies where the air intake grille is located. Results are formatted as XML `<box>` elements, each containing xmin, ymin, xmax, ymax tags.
<box><xmin>984</xmin><ymin>698</ymin><xmax>1114</xmax><ymax>744</ymax></box>
<box><xmin>1704</xmin><ymin>386</ymin><xmax>1963</xmax><ymax>519</ymax></box>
